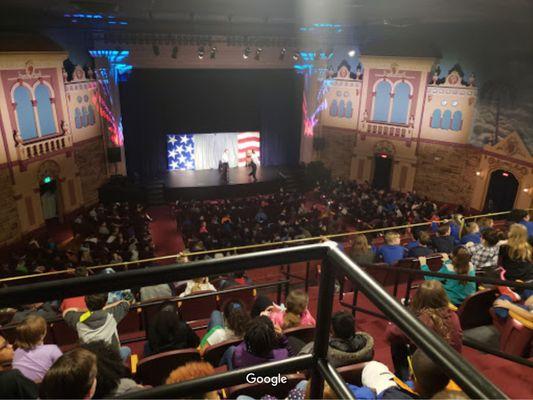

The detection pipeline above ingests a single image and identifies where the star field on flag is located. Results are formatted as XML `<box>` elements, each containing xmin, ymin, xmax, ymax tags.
<box><xmin>167</xmin><ymin>134</ymin><xmax>195</xmax><ymax>170</ymax></box>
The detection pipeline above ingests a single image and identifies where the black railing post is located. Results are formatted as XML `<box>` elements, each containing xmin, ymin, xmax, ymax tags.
<box><xmin>309</xmin><ymin>246</ymin><xmax>337</xmax><ymax>399</ymax></box>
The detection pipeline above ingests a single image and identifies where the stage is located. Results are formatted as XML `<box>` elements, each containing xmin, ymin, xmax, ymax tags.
<box><xmin>162</xmin><ymin>166</ymin><xmax>294</xmax><ymax>200</ymax></box>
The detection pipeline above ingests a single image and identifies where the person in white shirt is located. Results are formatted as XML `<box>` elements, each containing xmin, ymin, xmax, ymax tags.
<box><xmin>248</xmin><ymin>150</ymin><xmax>259</xmax><ymax>182</ymax></box>
<box><xmin>220</xmin><ymin>149</ymin><xmax>229</xmax><ymax>183</ymax></box>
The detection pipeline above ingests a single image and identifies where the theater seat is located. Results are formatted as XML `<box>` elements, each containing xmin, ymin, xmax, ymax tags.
<box><xmin>337</xmin><ymin>362</ymin><xmax>369</xmax><ymax>386</ymax></box>
<box><xmin>179</xmin><ymin>291</ymin><xmax>218</xmax><ymax>324</ymax></box>
<box><xmin>499</xmin><ymin>314</ymin><xmax>533</xmax><ymax>358</ymax></box>
<box><xmin>227</xmin><ymin>373</ymin><xmax>306</xmax><ymax>399</ymax></box>
<box><xmin>117</xmin><ymin>308</ymin><xmax>142</xmax><ymax>336</ymax></box>
<box><xmin>284</xmin><ymin>325</ymin><xmax>316</xmax><ymax>344</ymax></box>
<box><xmin>135</xmin><ymin>348</ymin><xmax>201</xmax><ymax>386</ymax></box>
<box><xmin>203</xmin><ymin>338</ymin><xmax>242</xmax><ymax>367</ymax></box>
<box><xmin>50</xmin><ymin>319</ymin><xmax>79</xmax><ymax>347</ymax></box>
<box><xmin>217</xmin><ymin>286</ymin><xmax>255</xmax><ymax>311</ymax></box>
<box><xmin>457</xmin><ymin>289</ymin><xmax>498</xmax><ymax>330</ymax></box>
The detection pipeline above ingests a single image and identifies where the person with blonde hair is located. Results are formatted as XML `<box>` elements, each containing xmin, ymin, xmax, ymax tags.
<box><xmin>499</xmin><ymin>224</ymin><xmax>533</xmax><ymax>281</ymax></box>
<box><xmin>12</xmin><ymin>315</ymin><xmax>62</xmax><ymax>383</ymax></box>
<box><xmin>460</xmin><ymin>222</ymin><xmax>481</xmax><ymax>245</ymax></box>
<box><xmin>179</xmin><ymin>276</ymin><xmax>216</xmax><ymax>297</ymax></box>
<box><xmin>376</xmin><ymin>231</ymin><xmax>406</xmax><ymax>265</ymax></box>
<box><xmin>349</xmin><ymin>234</ymin><xmax>375</xmax><ymax>266</ymax></box>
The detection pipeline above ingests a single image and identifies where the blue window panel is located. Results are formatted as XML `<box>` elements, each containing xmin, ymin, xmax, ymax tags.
<box><xmin>441</xmin><ymin>110</ymin><xmax>452</xmax><ymax>130</ymax></box>
<box><xmin>81</xmin><ymin>106</ymin><xmax>88</xmax><ymax>127</ymax></box>
<box><xmin>88</xmin><ymin>105</ymin><xmax>96</xmax><ymax>125</ymax></box>
<box><xmin>346</xmin><ymin>101</ymin><xmax>353</xmax><ymax>118</ymax></box>
<box><xmin>14</xmin><ymin>86</ymin><xmax>38</xmax><ymax>140</ymax></box>
<box><xmin>35</xmin><ymin>84</ymin><xmax>56</xmax><ymax>136</ymax></box>
<box><xmin>390</xmin><ymin>82</ymin><xmax>410</xmax><ymax>124</ymax></box>
<box><xmin>330</xmin><ymin>99</ymin><xmax>338</xmax><ymax>117</ymax></box>
<box><xmin>372</xmin><ymin>81</ymin><xmax>391</xmax><ymax>122</ymax></box>
<box><xmin>338</xmin><ymin>100</ymin><xmax>346</xmax><ymax>118</ymax></box>
<box><xmin>430</xmin><ymin>109</ymin><xmax>441</xmax><ymax>128</ymax></box>
<box><xmin>452</xmin><ymin>111</ymin><xmax>462</xmax><ymax>131</ymax></box>
<box><xmin>75</xmin><ymin>108</ymin><xmax>82</xmax><ymax>129</ymax></box>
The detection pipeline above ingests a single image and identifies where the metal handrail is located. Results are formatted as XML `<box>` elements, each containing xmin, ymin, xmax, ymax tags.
<box><xmin>0</xmin><ymin>243</ymin><xmax>508</xmax><ymax>399</ymax></box>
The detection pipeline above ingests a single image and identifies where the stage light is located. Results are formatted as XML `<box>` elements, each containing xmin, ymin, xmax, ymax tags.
<box><xmin>348</xmin><ymin>49</ymin><xmax>356</xmax><ymax>57</ymax></box>
<box><xmin>523</xmin><ymin>188</ymin><xmax>529</xmax><ymax>193</ymax></box>
<box><xmin>210</xmin><ymin>46</ymin><xmax>217</xmax><ymax>59</ymax></box>
<box><xmin>243</xmin><ymin>47</ymin><xmax>251</xmax><ymax>59</ymax></box>
<box><xmin>254</xmin><ymin>48</ymin><xmax>262</xmax><ymax>61</ymax></box>
<box><xmin>152</xmin><ymin>44</ymin><xmax>160</xmax><ymax>56</ymax></box>
<box><xmin>475</xmin><ymin>171</ymin><xmax>481</xmax><ymax>176</ymax></box>
<box><xmin>502</xmin><ymin>172</ymin><xmax>509</xmax><ymax>177</ymax></box>
<box><xmin>171</xmin><ymin>46</ymin><xmax>178</xmax><ymax>59</ymax></box>
<box><xmin>43</xmin><ymin>176</ymin><xmax>53</xmax><ymax>184</ymax></box>
<box><xmin>380</xmin><ymin>154</ymin><xmax>388</xmax><ymax>159</ymax></box>
<box><xmin>279</xmin><ymin>48</ymin><xmax>286</xmax><ymax>60</ymax></box>
<box><xmin>292</xmin><ymin>52</ymin><xmax>300</xmax><ymax>61</ymax></box>
<box><xmin>198</xmin><ymin>46</ymin><xmax>205</xmax><ymax>59</ymax></box>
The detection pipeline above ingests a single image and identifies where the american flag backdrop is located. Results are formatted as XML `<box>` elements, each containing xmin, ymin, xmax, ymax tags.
<box><xmin>167</xmin><ymin>134</ymin><xmax>196</xmax><ymax>170</ymax></box>
<box><xmin>237</xmin><ymin>131</ymin><xmax>261</xmax><ymax>167</ymax></box>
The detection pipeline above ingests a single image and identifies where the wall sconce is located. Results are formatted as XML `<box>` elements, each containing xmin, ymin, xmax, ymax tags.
<box><xmin>523</xmin><ymin>188</ymin><xmax>530</xmax><ymax>193</ymax></box>
<box><xmin>475</xmin><ymin>171</ymin><xmax>482</xmax><ymax>177</ymax></box>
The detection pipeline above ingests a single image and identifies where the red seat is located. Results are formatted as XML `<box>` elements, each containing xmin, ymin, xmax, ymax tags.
<box><xmin>179</xmin><ymin>291</ymin><xmax>218</xmax><ymax>323</ymax></box>
<box><xmin>457</xmin><ymin>289</ymin><xmax>499</xmax><ymax>330</ymax></box>
<box><xmin>51</xmin><ymin>319</ymin><xmax>79</xmax><ymax>347</ymax></box>
<box><xmin>217</xmin><ymin>287</ymin><xmax>255</xmax><ymax>311</ymax></box>
<box><xmin>228</xmin><ymin>373</ymin><xmax>306</xmax><ymax>399</ymax></box>
<box><xmin>283</xmin><ymin>325</ymin><xmax>315</xmax><ymax>344</ymax></box>
<box><xmin>135</xmin><ymin>348</ymin><xmax>201</xmax><ymax>386</ymax></box>
<box><xmin>117</xmin><ymin>308</ymin><xmax>142</xmax><ymax>336</ymax></box>
<box><xmin>499</xmin><ymin>316</ymin><xmax>533</xmax><ymax>357</ymax></box>
<box><xmin>202</xmin><ymin>338</ymin><xmax>242</xmax><ymax>367</ymax></box>
<box><xmin>337</xmin><ymin>362</ymin><xmax>369</xmax><ymax>386</ymax></box>
<box><xmin>424</xmin><ymin>254</ymin><xmax>444</xmax><ymax>272</ymax></box>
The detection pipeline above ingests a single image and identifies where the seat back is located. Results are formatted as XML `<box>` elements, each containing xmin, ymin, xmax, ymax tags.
<box><xmin>50</xmin><ymin>319</ymin><xmax>79</xmax><ymax>347</ymax></box>
<box><xmin>140</xmin><ymin>302</ymin><xmax>170</xmax><ymax>332</ymax></box>
<box><xmin>117</xmin><ymin>308</ymin><xmax>142</xmax><ymax>335</ymax></box>
<box><xmin>337</xmin><ymin>362</ymin><xmax>369</xmax><ymax>386</ymax></box>
<box><xmin>203</xmin><ymin>338</ymin><xmax>242</xmax><ymax>367</ymax></box>
<box><xmin>283</xmin><ymin>325</ymin><xmax>315</xmax><ymax>344</ymax></box>
<box><xmin>425</xmin><ymin>254</ymin><xmax>444</xmax><ymax>271</ymax></box>
<box><xmin>217</xmin><ymin>287</ymin><xmax>255</xmax><ymax>311</ymax></box>
<box><xmin>179</xmin><ymin>291</ymin><xmax>218</xmax><ymax>322</ymax></box>
<box><xmin>457</xmin><ymin>289</ymin><xmax>498</xmax><ymax>330</ymax></box>
<box><xmin>364</xmin><ymin>263</ymin><xmax>390</xmax><ymax>287</ymax></box>
<box><xmin>499</xmin><ymin>316</ymin><xmax>533</xmax><ymax>357</ymax></box>
<box><xmin>136</xmin><ymin>348</ymin><xmax>201</xmax><ymax>386</ymax></box>
<box><xmin>228</xmin><ymin>373</ymin><xmax>306</xmax><ymax>399</ymax></box>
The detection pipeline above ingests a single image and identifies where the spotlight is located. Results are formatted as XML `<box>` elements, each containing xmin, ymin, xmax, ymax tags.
<box><xmin>171</xmin><ymin>46</ymin><xmax>178</xmax><ymax>59</ymax></box>
<box><xmin>279</xmin><ymin>47</ymin><xmax>286</xmax><ymax>60</ymax></box>
<box><xmin>152</xmin><ymin>44</ymin><xmax>160</xmax><ymax>56</ymax></box>
<box><xmin>210</xmin><ymin>46</ymin><xmax>217</xmax><ymax>59</ymax></box>
<box><xmin>348</xmin><ymin>49</ymin><xmax>356</xmax><ymax>57</ymax></box>
<box><xmin>243</xmin><ymin>47</ymin><xmax>251</xmax><ymax>59</ymax></box>
<box><xmin>197</xmin><ymin>46</ymin><xmax>205</xmax><ymax>59</ymax></box>
<box><xmin>292</xmin><ymin>52</ymin><xmax>300</xmax><ymax>61</ymax></box>
<box><xmin>254</xmin><ymin>48</ymin><xmax>262</xmax><ymax>61</ymax></box>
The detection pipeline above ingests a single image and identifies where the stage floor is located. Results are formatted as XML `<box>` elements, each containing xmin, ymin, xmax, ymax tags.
<box><xmin>162</xmin><ymin>166</ymin><xmax>292</xmax><ymax>200</ymax></box>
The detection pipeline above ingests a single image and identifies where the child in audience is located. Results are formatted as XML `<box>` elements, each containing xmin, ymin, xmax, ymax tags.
<box><xmin>40</xmin><ymin>348</ymin><xmax>98</xmax><ymax>399</ymax></box>
<box><xmin>299</xmin><ymin>311</ymin><xmax>374</xmax><ymax>367</ymax></box>
<box><xmin>407</xmin><ymin>231</ymin><xmax>434</xmax><ymax>258</ymax></box>
<box><xmin>349</xmin><ymin>234</ymin><xmax>375</xmax><ymax>266</ymax></box>
<box><xmin>12</xmin><ymin>315</ymin><xmax>62</xmax><ymax>383</ymax></box>
<box><xmin>201</xmin><ymin>300</ymin><xmax>251</xmax><ymax>349</ymax></box>
<box><xmin>460</xmin><ymin>222</ymin><xmax>481</xmax><ymax>245</ymax></box>
<box><xmin>376</xmin><ymin>231</ymin><xmax>407</xmax><ymax>265</ymax></box>
<box><xmin>466</xmin><ymin>227</ymin><xmax>501</xmax><ymax>275</ymax></box>
<box><xmin>493</xmin><ymin>292</ymin><xmax>533</xmax><ymax>323</ymax></box>
<box><xmin>179</xmin><ymin>276</ymin><xmax>216</xmax><ymax>297</ymax></box>
<box><xmin>431</xmin><ymin>224</ymin><xmax>455</xmax><ymax>254</ymax></box>
<box><xmin>0</xmin><ymin>335</ymin><xmax>39</xmax><ymax>399</ymax></box>
<box><xmin>420</xmin><ymin>248</ymin><xmax>476</xmax><ymax>306</ymax></box>
<box><xmin>478</xmin><ymin>217</ymin><xmax>494</xmax><ymax>233</ymax></box>
<box><xmin>267</xmin><ymin>289</ymin><xmax>316</xmax><ymax>329</ymax></box>
<box><xmin>498</xmin><ymin>224</ymin><xmax>533</xmax><ymax>282</ymax></box>
<box><xmin>166</xmin><ymin>362</ymin><xmax>220</xmax><ymax>399</ymax></box>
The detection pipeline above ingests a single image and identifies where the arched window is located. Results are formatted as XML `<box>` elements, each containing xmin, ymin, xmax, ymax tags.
<box><xmin>452</xmin><ymin>111</ymin><xmax>462</xmax><ymax>131</ymax></box>
<box><xmin>74</xmin><ymin>108</ymin><xmax>82</xmax><ymax>129</ymax></box>
<box><xmin>81</xmin><ymin>106</ymin><xmax>88</xmax><ymax>127</ymax></box>
<box><xmin>338</xmin><ymin>100</ymin><xmax>346</xmax><ymax>118</ymax></box>
<box><xmin>35</xmin><ymin>83</ymin><xmax>56</xmax><ymax>136</ymax></box>
<box><xmin>345</xmin><ymin>101</ymin><xmax>353</xmax><ymax>118</ymax></box>
<box><xmin>390</xmin><ymin>82</ymin><xmax>411</xmax><ymax>124</ymax></box>
<box><xmin>441</xmin><ymin>110</ymin><xmax>452</xmax><ymax>130</ymax></box>
<box><xmin>330</xmin><ymin>100</ymin><xmax>338</xmax><ymax>117</ymax></box>
<box><xmin>13</xmin><ymin>86</ymin><xmax>38</xmax><ymax>140</ymax></box>
<box><xmin>372</xmin><ymin>81</ymin><xmax>391</xmax><ymax>122</ymax></box>
<box><xmin>88</xmin><ymin>105</ymin><xmax>96</xmax><ymax>126</ymax></box>
<box><xmin>430</xmin><ymin>109</ymin><xmax>441</xmax><ymax>128</ymax></box>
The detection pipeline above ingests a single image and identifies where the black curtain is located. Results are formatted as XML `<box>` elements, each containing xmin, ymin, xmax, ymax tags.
<box><xmin>119</xmin><ymin>69</ymin><xmax>303</xmax><ymax>179</ymax></box>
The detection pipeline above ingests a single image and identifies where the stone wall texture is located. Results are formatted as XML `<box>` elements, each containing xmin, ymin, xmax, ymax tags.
<box><xmin>0</xmin><ymin>170</ymin><xmax>21</xmax><ymax>245</ymax></box>
<box><xmin>74</xmin><ymin>138</ymin><xmax>108</xmax><ymax>205</ymax></box>
<box><xmin>319</xmin><ymin>129</ymin><xmax>356</xmax><ymax>178</ymax></box>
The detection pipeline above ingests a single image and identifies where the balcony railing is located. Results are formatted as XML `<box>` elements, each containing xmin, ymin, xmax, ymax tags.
<box><xmin>365</xmin><ymin>121</ymin><xmax>414</xmax><ymax>140</ymax></box>
<box><xmin>17</xmin><ymin>134</ymin><xmax>72</xmax><ymax>161</ymax></box>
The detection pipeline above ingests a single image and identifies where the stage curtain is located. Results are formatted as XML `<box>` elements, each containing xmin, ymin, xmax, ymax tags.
<box><xmin>193</xmin><ymin>133</ymin><xmax>239</xmax><ymax>169</ymax></box>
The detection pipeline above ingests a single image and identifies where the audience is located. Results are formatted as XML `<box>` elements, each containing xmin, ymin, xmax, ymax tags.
<box><xmin>499</xmin><ymin>224</ymin><xmax>533</xmax><ymax>281</ymax></box>
<box><xmin>179</xmin><ymin>276</ymin><xmax>216</xmax><ymax>297</ymax></box>
<box><xmin>376</xmin><ymin>231</ymin><xmax>407</xmax><ymax>265</ymax></box>
<box><xmin>509</xmin><ymin>209</ymin><xmax>533</xmax><ymax>238</ymax></box>
<box><xmin>166</xmin><ymin>362</ymin><xmax>220</xmax><ymax>399</ymax></box>
<box><xmin>459</xmin><ymin>222</ymin><xmax>481</xmax><ymax>245</ymax></box>
<box><xmin>12</xmin><ymin>315</ymin><xmax>62</xmax><ymax>383</ymax></box>
<box><xmin>407</xmin><ymin>231</ymin><xmax>434</xmax><ymax>258</ymax></box>
<box><xmin>201</xmin><ymin>300</ymin><xmax>251</xmax><ymax>349</ymax></box>
<box><xmin>267</xmin><ymin>289</ymin><xmax>316</xmax><ymax>329</ymax></box>
<box><xmin>349</xmin><ymin>234</ymin><xmax>375</xmax><ymax>265</ymax></box>
<box><xmin>0</xmin><ymin>335</ymin><xmax>39</xmax><ymax>399</ymax></box>
<box><xmin>431</xmin><ymin>224</ymin><xmax>455</xmax><ymax>254</ymax></box>
<box><xmin>466</xmin><ymin>227</ymin><xmax>501</xmax><ymax>275</ymax></box>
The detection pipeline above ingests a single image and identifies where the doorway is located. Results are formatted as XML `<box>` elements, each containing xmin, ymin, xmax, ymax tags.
<box><xmin>372</xmin><ymin>154</ymin><xmax>392</xmax><ymax>190</ymax></box>
<box><xmin>40</xmin><ymin>177</ymin><xmax>58</xmax><ymax>221</ymax></box>
<box><xmin>483</xmin><ymin>169</ymin><xmax>519</xmax><ymax>212</ymax></box>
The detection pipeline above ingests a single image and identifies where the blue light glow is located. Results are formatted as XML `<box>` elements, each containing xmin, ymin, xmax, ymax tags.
<box><xmin>89</xmin><ymin>50</ymin><xmax>130</xmax><ymax>63</ymax></box>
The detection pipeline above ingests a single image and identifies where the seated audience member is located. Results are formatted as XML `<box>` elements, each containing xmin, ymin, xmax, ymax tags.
<box><xmin>460</xmin><ymin>222</ymin><xmax>481</xmax><ymax>245</ymax></box>
<box><xmin>12</xmin><ymin>315</ymin><xmax>62</xmax><ymax>383</ymax></box>
<box><xmin>0</xmin><ymin>335</ymin><xmax>39</xmax><ymax>399</ymax></box>
<box><xmin>82</xmin><ymin>341</ymin><xmax>143</xmax><ymax>397</ymax></box>
<box><xmin>100</xmin><ymin>268</ymin><xmax>135</xmax><ymax>303</ymax></box>
<box><xmin>509</xmin><ymin>209</ymin><xmax>533</xmax><ymax>238</ymax></box>
<box><xmin>386</xmin><ymin>281</ymin><xmax>462</xmax><ymax>380</ymax></box>
<box><xmin>467</xmin><ymin>227</ymin><xmax>501</xmax><ymax>275</ymax></box>
<box><xmin>420</xmin><ymin>248</ymin><xmax>476</xmax><ymax>306</ymax></box>
<box><xmin>407</xmin><ymin>231</ymin><xmax>434</xmax><ymax>258</ymax></box>
<box><xmin>251</xmin><ymin>295</ymin><xmax>274</xmax><ymax>318</ymax></box>
<box><xmin>376</xmin><ymin>232</ymin><xmax>407</xmax><ymax>265</ymax></box>
<box><xmin>267</xmin><ymin>289</ymin><xmax>316</xmax><ymax>329</ymax></box>
<box><xmin>217</xmin><ymin>271</ymin><xmax>252</xmax><ymax>290</ymax></box>
<box><xmin>493</xmin><ymin>292</ymin><xmax>533</xmax><ymax>323</ymax></box>
<box><xmin>349</xmin><ymin>234</ymin><xmax>375</xmax><ymax>266</ymax></box>
<box><xmin>63</xmin><ymin>293</ymin><xmax>132</xmax><ymax>361</ymax></box>
<box><xmin>478</xmin><ymin>217</ymin><xmax>494</xmax><ymax>233</ymax></box>
<box><xmin>232</xmin><ymin>316</ymin><xmax>292</xmax><ymax>370</ymax></box>
<box><xmin>179</xmin><ymin>276</ymin><xmax>216</xmax><ymax>297</ymax></box>
<box><xmin>431</xmin><ymin>224</ymin><xmax>455</xmax><ymax>255</ymax></box>
<box><xmin>299</xmin><ymin>311</ymin><xmax>374</xmax><ymax>367</ymax></box>
<box><xmin>11</xmin><ymin>302</ymin><xmax>58</xmax><ymax>325</ymax></box>
<box><xmin>201</xmin><ymin>300</ymin><xmax>251</xmax><ymax>349</ymax></box>
<box><xmin>166</xmin><ymin>362</ymin><xmax>219</xmax><ymax>399</ymax></box>
<box><xmin>40</xmin><ymin>348</ymin><xmax>97</xmax><ymax>399</ymax></box>
<box><xmin>140</xmin><ymin>283</ymin><xmax>173</xmax><ymax>302</ymax></box>
<box><xmin>499</xmin><ymin>224</ymin><xmax>533</xmax><ymax>282</ymax></box>
<box><xmin>145</xmin><ymin>303</ymin><xmax>199</xmax><ymax>356</ymax></box>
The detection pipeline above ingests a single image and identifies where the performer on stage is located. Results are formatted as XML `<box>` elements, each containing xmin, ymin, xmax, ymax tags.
<box><xmin>248</xmin><ymin>150</ymin><xmax>259</xmax><ymax>182</ymax></box>
<box><xmin>220</xmin><ymin>148</ymin><xmax>229</xmax><ymax>182</ymax></box>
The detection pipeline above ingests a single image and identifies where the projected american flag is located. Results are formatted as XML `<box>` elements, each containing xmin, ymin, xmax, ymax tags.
<box><xmin>167</xmin><ymin>134</ymin><xmax>195</xmax><ymax>170</ymax></box>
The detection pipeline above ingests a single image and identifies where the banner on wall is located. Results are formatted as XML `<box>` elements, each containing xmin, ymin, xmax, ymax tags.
<box><xmin>166</xmin><ymin>132</ymin><xmax>260</xmax><ymax>171</ymax></box>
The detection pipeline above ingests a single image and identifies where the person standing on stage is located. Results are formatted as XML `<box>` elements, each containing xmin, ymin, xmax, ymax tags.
<box><xmin>249</xmin><ymin>150</ymin><xmax>259</xmax><ymax>182</ymax></box>
<box><xmin>220</xmin><ymin>148</ymin><xmax>229</xmax><ymax>183</ymax></box>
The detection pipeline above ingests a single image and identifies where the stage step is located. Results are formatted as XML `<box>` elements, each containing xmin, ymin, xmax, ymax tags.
<box><xmin>282</xmin><ymin>169</ymin><xmax>306</xmax><ymax>193</ymax></box>
<box><xmin>145</xmin><ymin>180</ymin><xmax>165</xmax><ymax>205</ymax></box>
